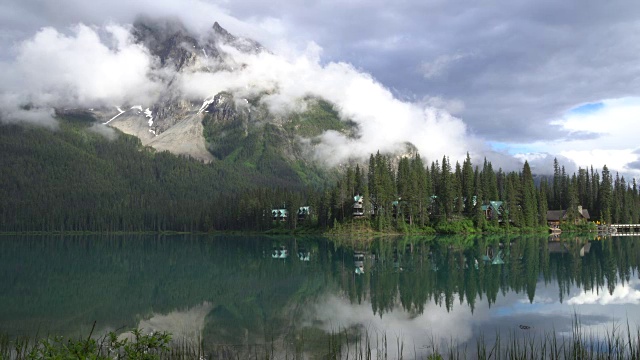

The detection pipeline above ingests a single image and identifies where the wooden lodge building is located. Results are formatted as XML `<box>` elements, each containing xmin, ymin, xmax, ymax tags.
<box><xmin>546</xmin><ymin>205</ymin><xmax>590</xmax><ymax>229</ymax></box>
<box><xmin>481</xmin><ymin>201</ymin><xmax>506</xmax><ymax>222</ymax></box>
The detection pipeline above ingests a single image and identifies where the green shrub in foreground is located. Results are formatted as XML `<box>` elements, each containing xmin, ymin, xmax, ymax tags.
<box><xmin>16</xmin><ymin>329</ymin><xmax>170</xmax><ymax>360</ymax></box>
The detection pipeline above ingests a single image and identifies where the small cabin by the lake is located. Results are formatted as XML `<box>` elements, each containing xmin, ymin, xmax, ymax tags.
<box><xmin>272</xmin><ymin>209</ymin><xmax>288</xmax><ymax>222</ymax></box>
<box><xmin>481</xmin><ymin>201</ymin><xmax>506</xmax><ymax>222</ymax></box>
<box><xmin>353</xmin><ymin>195</ymin><xmax>365</xmax><ymax>218</ymax></box>
<box><xmin>547</xmin><ymin>205</ymin><xmax>590</xmax><ymax>228</ymax></box>
<box><xmin>297</xmin><ymin>206</ymin><xmax>311</xmax><ymax>222</ymax></box>
<box><xmin>272</xmin><ymin>207</ymin><xmax>311</xmax><ymax>222</ymax></box>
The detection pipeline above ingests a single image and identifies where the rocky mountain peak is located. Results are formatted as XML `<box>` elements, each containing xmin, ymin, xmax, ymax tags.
<box><xmin>132</xmin><ymin>16</ymin><xmax>215</xmax><ymax>70</ymax></box>
<box><xmin>209</xmin><ymin>22</ymin><xmax>263</xmax><ymax>55</ymax></box>
<box><xmin>97</xmin><ymin>17</ymin><xmax>346</xmax><ymax>166</ymax></box>
<box><xmin>212</xmin><ymin>22</ymin><xmax>234</xmax><ymax>43</ymax></box>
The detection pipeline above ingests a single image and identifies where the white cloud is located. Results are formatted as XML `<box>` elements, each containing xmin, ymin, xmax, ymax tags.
<box><xmin>567</xmin><ymin>280</ymin><xmax>640</xmax><ymax>306</ymax></box>
<box><xmin>88</xmin><ymin>123</ymin><xmax>118</xmax><ymax>140</ymax></box>
<box><xmin>179</xmin><ymin>42</ymin><xmax>475</xmax><ymax>165</ymax></box>
<box><xmin>0</xmin><ymin>16</ymin><xmax>478</xmax><ymax>165</ymax></box>
<box><xmin>13</xmin><ymin>23</ymin><xmax>162</xmax><ymax>107</ymax></box>
<box><xmin>514</xmin><ymin>97</ymin><xmax>640</xmax><ymax>178</ymax></box>
<box><xmin>124</xmin><ymin>302</ymin><xmax>213</xmax><ymax>346</ymax></box>
<box><xmin>306</xmin><ymin>294</ymin><xmax>481</xmax><ymax>357</ymax></box>
<box><xmin>421</xmin><ymin>96</ymin><xmax>465</xmax><ymax>115</ymax></box>
<box><xmin>0</xmin><ymin>103</ymin><xmax>58</xmax><ymax>129</ymax></box>
<box><xmin>0</xmin><ymin>23</ymin><xmax>169</xmax><ymax>128</ymax></box>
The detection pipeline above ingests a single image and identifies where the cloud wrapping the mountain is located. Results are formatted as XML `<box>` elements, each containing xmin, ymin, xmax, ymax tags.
<box><xmin>0</xmin><ymin>19</ymin><xmax>477</xmax><ymax>166</ymax></box>
<box><xmin>0</xmin><ymin>18</ymin><xmax>478</xmax><ymax>168</ymax></box>
<box><xmin>180</xmin><ymin>43</ymin><xmax>475</xmax><ymax>165</ymax></box>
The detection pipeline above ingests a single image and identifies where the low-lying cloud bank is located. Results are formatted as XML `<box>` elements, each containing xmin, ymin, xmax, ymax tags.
<box><xmin>0</xmin><ymin>20</ymin><xmax>484</xmax><ymax>167</ymax></box>
<box><xmin>0</xmin><ymin>23</ymin><xmax>164</xmax><ymax>129</ymax></box>
<box><xmin>180</xmin><ymin>43</ymin><xmax>477</xmax><ymax>165</ymax></box>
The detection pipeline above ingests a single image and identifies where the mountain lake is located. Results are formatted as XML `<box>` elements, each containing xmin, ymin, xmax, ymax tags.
<box><xmin>0</xmin><ymin>234</ymin><xmax>638</xmax><ymax>358</ymax></box>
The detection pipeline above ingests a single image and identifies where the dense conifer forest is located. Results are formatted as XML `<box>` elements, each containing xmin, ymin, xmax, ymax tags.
<box><xmin>0</xmin><ymin>117</ymin><xmax>316</xmax><ymax>232</ymax></box>
<box><xmin>324</xmin><ymin>152</ymin><xmax>640</xmax><ymax>232</ymax></box>
<box><xmin>1</xmin><ymin>116</ymin><xmax>639</xmax><ymax>233</ymax></box>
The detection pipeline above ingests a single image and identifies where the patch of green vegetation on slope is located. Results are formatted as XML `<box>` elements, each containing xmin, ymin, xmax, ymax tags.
<box><xmin>203</xmin><ymin>115</ymin><xmax>247</xmax><ymax>159</ymax></box>
<box><xmin>284</xmin><ymin>99</ymin><xmax>352</xmax><ymax>138</ymax></box>
<box><xmin>201</xmin><ymin>95</ymin><xmax>350</xmax><ymax>189</ymax></box>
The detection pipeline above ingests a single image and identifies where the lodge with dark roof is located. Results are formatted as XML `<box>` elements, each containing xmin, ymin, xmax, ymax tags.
<box><xmin>547</xmin><ymin>205</ymin><xmax>590</xmax><ymax>228</ymax></box>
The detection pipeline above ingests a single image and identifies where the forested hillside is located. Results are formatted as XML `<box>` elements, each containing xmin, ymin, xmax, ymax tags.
<box><xmin>0</xmin><ymin>115</ymin><xmax>320</xmax><ymax>232</ymax></box>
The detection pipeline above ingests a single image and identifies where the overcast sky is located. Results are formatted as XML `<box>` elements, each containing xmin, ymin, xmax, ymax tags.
<box><xmin>2</xmin><ymin>0</ymin><xmax>640</xmax><ymax>178</ymax></box>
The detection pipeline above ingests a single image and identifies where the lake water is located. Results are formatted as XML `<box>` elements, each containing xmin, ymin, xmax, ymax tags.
<box><xmin>1</xmin><ymin>234</ymin><xmax>638</xmax><ymax>358</ymax></box>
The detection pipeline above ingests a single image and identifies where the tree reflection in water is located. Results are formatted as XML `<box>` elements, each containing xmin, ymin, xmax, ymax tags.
<box><xmin>0</xmin><ymin>234</ymin><xmax>638</xmax><ymax>357</ymax></box>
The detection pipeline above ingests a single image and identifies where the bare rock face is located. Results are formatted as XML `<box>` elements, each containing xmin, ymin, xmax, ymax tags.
<box><xmin>147</xmin><ymin>114</ymin><xmax>214</xmax><ymax>163</ymax></box>
<box><xmin>205</xmin><ymin>93</ymin><xmax>237</xmax><ymax>125</ymax></box>
<box><xmin>93</xmin><ymin>17</ymin><xmax>262</xmax><ymax>162</ymax></box>
<box><xmin>132</xmin><ymin>16</ymin><xmax>217</xmax><ymax>71</ymax></box>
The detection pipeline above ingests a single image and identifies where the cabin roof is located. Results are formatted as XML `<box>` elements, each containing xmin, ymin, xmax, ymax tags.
<box><xmin>546</xmin><ymin>208</ymin><xmax>590</xmax><ymax>221</ymax></box>
<box><xmin>481</xmin><ymin>200</ymin><xmax>504</xmax><ymax>214</ymax></box>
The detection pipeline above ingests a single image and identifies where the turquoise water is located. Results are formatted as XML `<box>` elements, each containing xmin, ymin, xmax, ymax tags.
<box><xmin>0</xmin><ymin>234</ymin><xmax>638</xmax><ymax>357</ymax></box>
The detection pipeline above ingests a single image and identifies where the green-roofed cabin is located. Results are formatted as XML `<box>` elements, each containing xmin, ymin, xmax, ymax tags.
<box><xmin>271</xmin><ymin>209</ymin><xmax>288</xmax><ymax>222</ymax></box>
<box><xmin>297</xmin><ymin>206</ymin><xmax>311</xmax><ymax>222</ymax></box>
<box><xmin>482</xmin><ymin>246</ymin><xmax>505</xmax><ymax>265</ymax></box>
<box><xmin>481</xmin><ymin>201</ymin><xmax>505</xmax><ymax>222</ymax></box>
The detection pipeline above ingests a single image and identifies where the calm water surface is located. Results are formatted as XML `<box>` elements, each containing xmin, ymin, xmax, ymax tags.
<box><xmin>1</xmin><ymin>234</ymin><xmax>638</xmax><ymax>357</ymax></box>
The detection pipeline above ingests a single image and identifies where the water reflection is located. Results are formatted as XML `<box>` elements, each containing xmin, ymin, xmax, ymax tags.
<box><xmin>121</xmin><ymin>302</ymin><xmax>213</xmax><ymax>348</ymax></box>
<box><xmin>0</xmin><ymin>234</ymin><xmax>638</xmax><ymax>357</ymax></box>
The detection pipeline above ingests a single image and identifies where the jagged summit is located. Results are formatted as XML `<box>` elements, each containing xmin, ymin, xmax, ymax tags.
<box><xmin>212</xmin><ymin>22</ymin><xmax>233</xmax><ymax>42</ymax></box>
<box><xmin>132</xmin><ymin>16</ymin><xmax>217</xmax><ymax>70</ymax></box>
<box><xmin>210</xmin><ymin>21</ymin><xmax>263</xmax><ymax>54</ymax></box>
<box><xmin>131</xmin><ymin>17</ymin><xmax>262</xmax><ymax>71</ymax></box>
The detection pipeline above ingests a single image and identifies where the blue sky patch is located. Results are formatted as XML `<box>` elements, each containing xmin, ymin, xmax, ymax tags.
<box><xmin>489</xmin><ymin>141</ymin><xmax>536</xmax><ymax>155</ymax></box>
<box><xmin>569</xmin><ymin>102</ymin><xmax>605</xmax><ymax>115</ymax></box>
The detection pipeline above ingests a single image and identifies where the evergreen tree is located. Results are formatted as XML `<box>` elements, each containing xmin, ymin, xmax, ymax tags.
<box><xmin>520</xmin><ymin>161</ymin><xmax>538</xmax><ymax>227</ymax></box>
<box><xmin>538</xmin><ymin>180</ymin><xmax>549</xmax><ymax>226</ymax></box>
<box><xmin>566</xmin><ymin>174</ymin><xmax>579</xmax><ymax>224</ymax></box>
<box><xmin>599</xmin><ymin>165</ymin><xmax>612</xmax><ymax>224</ymax></box>
<box><xmin>505</xmin><ymin>172</ymin><xmax>522</xmax><ymax>227</ymax></box>
<box><xmin>473</xmin><ymin>166</ymin><xmax>486</xmax><ymax>228</ymax></box>
<box><xmin>482</xmin><ymin>158</ymin><xmax>499</xmax><ymax>201</ymax></box>
<box><xmin>454</xmin><ymin>161</ymin><xmax>464</xmax><ymax>215</ymax></box>
<box><xmin>552</xmin><ymin>158</ymin><xmax>561</xmax><ymax>209</ymax></box>
<box><xmin>462</xmin><ymin>153</ymin><xmax>475</xmax><ymax>213</ymax></box>
<box><xmin>439</xmin><ymin>156</ymin><xmax>454</xmax><ymax>219</ymax></box>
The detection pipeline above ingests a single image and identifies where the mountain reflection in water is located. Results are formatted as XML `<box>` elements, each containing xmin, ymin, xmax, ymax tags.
<box><xmin>0</xmin><ymin>234</ymin><xmax>638</xmax><ymax>357</ymax></box>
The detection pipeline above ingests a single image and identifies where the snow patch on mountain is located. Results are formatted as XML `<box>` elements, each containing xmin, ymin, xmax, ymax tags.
<box><xmin>198</xmin><ymin>97</ymin><xmax>214</xmax><ymax>114</ymax></box>
<box><xmin>144</xmin><ymin>108</ymin><xmax>153</xmax><ymax>126</ymax></box>
<box><xmin>104</xmin><ymin>106</ymin><xmax>126</xmax><ymax>124</ymax></box>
